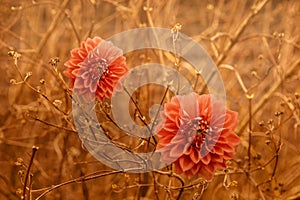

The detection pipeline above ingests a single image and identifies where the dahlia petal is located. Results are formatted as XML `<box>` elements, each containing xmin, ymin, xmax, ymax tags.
<box><xmin>211</xmin><ymin>154</ymin><xmax>224</xmax><ymax>163</ymax></box>
<box><xmin>70</xmin><ymin>48</ymin><xmax>80</xmax><ymax>58</ymax></box>
<box><xmin>63</xmin><ymin>70</ymin><xmax>74</xmax><ymax>79</ymax></box>
<box><xmin>197</xmin><ymin>94</ymin><xmax>211</xmax><ymax>114</ymax></box>
<box><xmin>90</xmin><ymin>81</ymin><xmax>98</xmax><ymax>93</ymax></box>
<box><xmin>104</xmin><ymin>83</ymin><xmax>114</xmax><ymax>94</ymax></box>
<box><xmin>183</xmin><ymin>147</ymin><xmax>192</xmax><ymax>156</ymax></box>
<box><xmin>116</xmin><ymin>61</ymin><xmax>128</xmax><ymax>69</ymax></box>
<box><xmin>69</xmin><ymin>80</ymin><xmax>75</xmax><ymax>88</ymax></box>
<box><xmin>199</xmin><ymin>166</ymin><xmax>214</xmax><ymax>180</ymax></box>
<box><xmin>156</xmin><ymin>143</ymin><xmax>165</xmax><ymax>150</ymax></box>
<box><xmin>190</xmin><ymin>149</ymin><xmax>201</xmax><ymax>163</ymax></box>
<box><xmin>224</xmin><ymin>110</ymin><xmax>239</xmax><ymax>129</ymax></box>
<box><xmin>223</xmin><ymin>151</ymin><xmax>235</xmax><ymax>159</ymax></box>
<box><xmin>93</xmin><ymin>37</ymin><xmax>103</xmax><ymax>44</ymax></box>
<box><xmin>76</xmin><ymin>87</ymin><xmax>85</xmax><ymax>94</ymax></box>
<box><xmin>203</xmin><ymin>163</ymin><xmax>215</xmax><ymax>173</ymax></box>
<box><xmin>71</xmin><ymin>68</ymin><xmax>80</xmax><ymax>77</ymax></box>
<box><xmin>183</xmin><ymin>142</ymin><xmax>192</xmax><ymax>153</ymax></box>
<box><xmin>64</xmin><ymin>63</ymin><xmax>73</xmax><ymax>70</ymax></box>
<box><xmin>191</xmin><ymin>163</ymin><xmax>201</xmax><ymax>175</ymax></box>
<box><xmin>220</xmin><ymin>144</ymin><xmax>235</xmax><ymax>152</ymax></box>
<box><xmin>205</xmin><ymin>137</ymin><xmax>217</xmax><ymax>150</ymax></box>
<box><xmin>179</xmin><ymin>156</ymin><xmax>194</xmax><ymax>172</ymax></box>
<box><xmin>159</xmin><ymin>150</ymin><xmax>175</xmax><ymax>163</ymax></box>
<box><xmin>210</xmin><ymin>101</ymin><xmax>226</xmax><ymax>124</ymax></box>
<box><xmin>204</xmin><ymin>144</ymin><xmax>213</xmax><ymax>155</ymax></box>
<box><xmin>165</xmin><ymin>103</ymin><xmax>180</xmax><ymax>121</ymax></box>
<box><xmin>200</xmin><ymin>145</ymin><xmax>209</xmax><ymax>158</ymax></box>
<box><xmin>99</xmin><ymin>85</ymin><xmax>107</xmax><ymax>95</ymax></box>
<box><xmin>215</xmin><ymin>136</ymin><xmax>228</xmax><ymax>144</ymax></box>
<box><xmin>84</xmin><ymin>42</ymin><xmax>94</xmax><ymax>53</ymax></box>
<box><xmin>110</xmin><ymin>57</ymin><xmax>127</xmax><ymax>69</ymax></box>
<box><xmin>170</xmin><ymin>134</ymin><xmax>185</xmax><ymax>144</ymax></box>
<box><xmin>185</xmin><ymin>170</ymin><xmax>193</xmax><ymax>177</ymax></box>
<box><xmin>175</xmin><ymin>116</ymin><xmax>181</xmax><ymax>128</ymax></box>
<box><xmin>162</xmin><ymin>122</ymin><xmax>178</xmax><ymax>132</ymax></box>
<box><xmin>109</xmin><ymin>74</ymin><xmax>122</xmax><ymax>81</ymax></box>
<box><xmin>93</xmin><ymin>40</ymin><xmax>123</xmax><ymax>64</ymax></box>
<box><xmin>84</xmin><ymin>38</ymin><xmax>97</xmax><ymax>52</ymax></box>
<box><xmin>178</xmin><ymin>93</ymin><xmax>199</xmax><ymax>119</ymax></box>
<box><xmin>95</xmin><ymin>92</ymin><xmax>105</xmax><ymax>102</ymax></box>
<box><xmin>81</xmin><ymin>71</ymin><xmax>90</xmax><ymax>79</ymax></box>
<box><xmin>169</xmin><ymin>145</ymin><xmax>184</xmax><ymax>158</ymax></box>
<box><xmin>104</xmin><ymin>91</ymin><xmax>113</xmax><ymax>99</ymax></box>
<box><xmin>211</xmin><ymin>145</ymin><xmax>224</xmax><ymax>155</ymax></box>
<box><xmin>74</xmin><ymin>78</ymin><xmax>84</xmax><ymax>89</ymax></box>
<box><xmin>78</xmin><ymin>49</ymin><xmax>87</xmax><ymax>59</ymax></box>
<box><xmin>82</xmin><ymin>91</ymin><xmax>94</xmax><ymax>102</ymax></box>
<box><xmin>174</xmin><ymin>160</ymin><xmax>184</xmax><ymax>174</ymax></box>
<box><xmin>226</xmin><ymin>133</ymin><xmax>240</xmax><ymax>146</ymax></box>
<box><xmin>201</xmin><ymin>153</ymin><xmax>211</xmax><ymax>165</ymax></box>
<box><xmin>83</xmin><ymin>77</ymin><xmax>92</xmax><ymax>88</ymax></box>
<box><xmin>110</xmin><ymin>55</ymin><xmax>126</xmax><ymax>66</ymax></box>
<box><xmin>156</xmin><ymin>128</ymin><xmax>169</xmax><ymax>137</ymax></box>
<box><xmin>212</xmin><ymin>161</ymin><xmax>226</xmax><ymax>169</ymax></box>
<box><xmin>97</xmin><ymin>81</ymin><xmax>105</xmax><ymax>89</ymax></box>
<box><xmin>103</xmin><ymin>77</ymin><xmax>114</xmax><ymax>86</ymax></box>
<box><xmin>156</xmin><ymin>133</ymin><xmax>174</xmax><ymax>147</ymax></box>
<box><xmin>113</xmin><ymin>81</ymin><xmax>123</xmax><ymax>92</ymax></box>
<box><xmin>65</xmin><ymin>59</ymin><xmax>82</xmax><ymax>68</ymax></box>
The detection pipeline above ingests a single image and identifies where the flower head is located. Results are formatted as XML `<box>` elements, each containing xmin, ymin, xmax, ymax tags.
<box><xmin>64</xmin><ymin>37</ymin><xmax>128</xmax><ymax>102</ymax></box>
<box><xmin>156</xmin><ymin>92</ymin><xmax>240</xmax><ymax>180</ymax></box>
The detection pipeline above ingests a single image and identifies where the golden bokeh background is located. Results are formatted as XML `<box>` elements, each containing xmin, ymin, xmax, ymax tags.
<box><xmin>0</xmin><ymin>0</ymin><xmax>299</xmax><ymax>199</ymax></box>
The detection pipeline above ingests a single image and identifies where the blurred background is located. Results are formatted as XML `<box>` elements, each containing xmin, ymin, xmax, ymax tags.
<box><xmin>0</xmin><ymin>0</ymin><xmax>299</xmax><ymax>199</ymax></box>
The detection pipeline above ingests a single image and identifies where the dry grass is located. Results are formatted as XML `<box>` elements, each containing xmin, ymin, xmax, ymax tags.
<box><xmin>0</xmin><ymin>0</ymin><xmax>300</xmax><ymax>199</ymax></box>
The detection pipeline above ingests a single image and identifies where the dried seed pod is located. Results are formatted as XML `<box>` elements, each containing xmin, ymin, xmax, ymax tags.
<box><xmin>231</xmin><ymin>192</ymin><xmax>239</xmax><ymax>200</ymax></box>
<box><xmin>259</xmin><ymin>121</ymin><xmax>265</xmax><ymax>126</ymax></box>
<box><xmin>49</xmin><ymin>57</ymin><xmax>60</xmax><ymax>66</ymax></box>
<box><xmin>274</xmin><ymin>111</ymin><xmax>283</xmax><ymax>117</ymax></box>
<box><xmin>40</xmin><ymin>79</ymin><xmax>45</xmax><ymax>84</ymax></box>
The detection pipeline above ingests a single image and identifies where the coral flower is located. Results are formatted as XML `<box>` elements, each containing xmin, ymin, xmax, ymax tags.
<box><xmin>64</xmin><ymin>37</ymin><xmax>128</xmax><ymax>102</ymax></box>
<box><xmin>156</xmin><ymin>92</ymin><xmax>240</xmax><ymax>180</ymax></box>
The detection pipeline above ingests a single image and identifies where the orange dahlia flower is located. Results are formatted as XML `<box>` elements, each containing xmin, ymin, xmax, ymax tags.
<box><xmin>156</xmin><ymin>92</ymin><xmax>240</xmax><ymax>180</ymax></box>
<box><xmin>64</xmin><ymin>37</ymin><xmax>128</xmax><ymax>102</ymax></box>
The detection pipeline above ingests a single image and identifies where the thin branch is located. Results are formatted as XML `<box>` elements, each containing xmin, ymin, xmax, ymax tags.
<box><xmin>34</xmin><ymin>171</ymin><xmax>123</xmax><ymax>200</ymax></box>
<box><xmin>216</xmin><ymin>0</ymin><xmax>270</xmax><ymax>65</ymax></box>
<box><xmin>247</xmin><ymin>94</ymin><xmax>254</xmax><ymax>174</ymax></box>
<box><xmin>123</xmin><ymin>86</ymin><xmax>151</xmax><ymax>133</ymax></box>
<box><xmin>27</xmin><ymin>115</ymin><xmax>77</xmax><ymax>133</ymax></box>
<box><xmin>22</xmin><ymin>146</ymin><xmax>39</xmax><ymax>200</ymax></box>
<box><xmin>237</xmin><ymin>58</ymin><xmax>300</xmax><ymax>134</ymax></box>
<box><xmin>36</xmin><ymin>0</ymin><xmax>70</xmax><ymax>54</ymax></box>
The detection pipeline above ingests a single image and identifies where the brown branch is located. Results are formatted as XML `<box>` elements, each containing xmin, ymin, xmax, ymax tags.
<box><xmin>216</xmin><ymin>0</ymin><xmax>270</xmax><ymax>65</ymax></box>
<box><xmin>34</xmin><ymin>171</ymin><xmax>123</xmax><ymax>200</ymax></box>
<box><xmin>21</xmin><ymin>146</ymin><xmax>39</xmax><ymax>200</ymax></box>
<box><xmin>36</xmin><ymin>0</ymin><xmax>70</xmax><ymax>54</ymax></box>
<box><xmin>237</xmin><ymin>58</ymin><xmax>300</xmax><ymax>135</ymax></box>
<box><xmin>197</xmin><ymin>0</ymin><xmax>270</xmax><ymax>94</ymax></box>
<box><xmin>247</xmin><ymin>94</ymin><xmax>254</xmax><ymax>174</ymax></box>
<box><xmin>28</xmin><ymin>115</ymin><xmax>76</xmax><ymax>133</ymax></box>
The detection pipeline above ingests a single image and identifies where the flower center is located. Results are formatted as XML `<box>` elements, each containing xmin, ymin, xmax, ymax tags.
<box><xmin>192</xmin><ymin>117</ymin><xmax>210</xmax><ymax>149</ymax></box>
<box><xmin>89</xmin><ymin>58</ymin><xmax>109</xmax><ymax>80</ymax></box>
